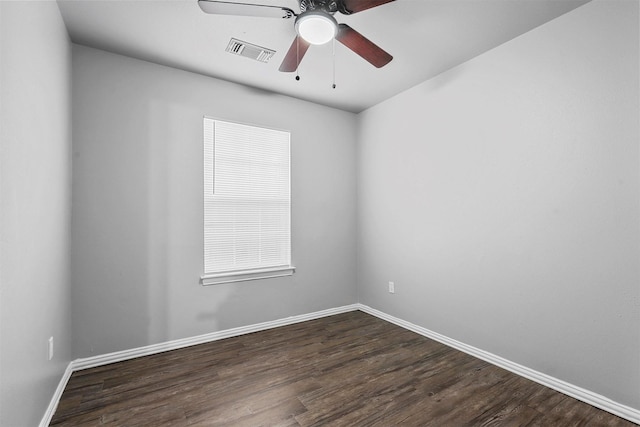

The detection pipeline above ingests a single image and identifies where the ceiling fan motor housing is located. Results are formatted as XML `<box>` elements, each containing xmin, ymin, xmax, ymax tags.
<box><xmin>299</xmin><ymin>0</ymin><xmax>352</xmax><ymax>15</ymax></box>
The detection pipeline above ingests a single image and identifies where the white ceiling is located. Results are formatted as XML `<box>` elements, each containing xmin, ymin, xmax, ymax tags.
<box><xmin>56</xmin><ymin>0</ymin><xmax>589</xmax><ymax>113</ymax></box>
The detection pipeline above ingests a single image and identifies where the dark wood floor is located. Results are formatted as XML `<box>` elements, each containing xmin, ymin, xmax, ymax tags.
<box><xmin>51</xmin><ymin>311</ymin><xmax>636</xmax><ymax>426</ymax></box>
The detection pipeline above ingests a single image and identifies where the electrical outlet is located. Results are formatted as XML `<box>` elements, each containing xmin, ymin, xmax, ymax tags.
<box><xmin>388</xmin><ymin>281</ymin><xmax>395</xmax><ymax>294</ymax></box>
<box><xmin>48</xmin><ymin>336</ymin><xmax>54</xmax><ymax>361</ymax></box>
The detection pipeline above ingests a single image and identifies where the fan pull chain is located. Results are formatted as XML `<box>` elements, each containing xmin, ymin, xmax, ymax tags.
<box><xmin>332</xmin><ymin>38</ymin><xmax>336</xmax><ymax>89</ymax></box>
<box><xmin>295</xmin><ymin>37</ymin><xmax>300</xmax><ymax>81</ymax></box>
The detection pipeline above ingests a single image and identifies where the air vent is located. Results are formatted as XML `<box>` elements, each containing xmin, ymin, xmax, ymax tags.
<box><xmin>226</xmin><ymin>38</ymin><xmax>276</xmax><ymax>63</ymax></box>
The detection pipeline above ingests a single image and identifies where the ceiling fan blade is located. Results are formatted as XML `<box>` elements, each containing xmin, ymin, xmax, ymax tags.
<box><xmin>198</xmin><ymin>1</ymin><xmax>296</xmax><ymax>19</ymax></box>
<box><xmin>340</xmin><ymin>0</ymin><xmax>395</xmax><ymax>14</ymax></box>
<box><xmin>336</xmin><ymin>24</ymin><xmax>392</xmax><ymax>68</ymax></box>
<box><xmin>279</xmin><ymin>36</ymin><xmax>311</xmax><ymax>72</ymax></box>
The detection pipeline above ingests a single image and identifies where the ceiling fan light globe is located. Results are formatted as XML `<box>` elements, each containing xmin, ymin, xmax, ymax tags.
<box><xmin>295</xmin><ymin>11</ymin><xmax>337</xmax><ymax>45</ymax></box>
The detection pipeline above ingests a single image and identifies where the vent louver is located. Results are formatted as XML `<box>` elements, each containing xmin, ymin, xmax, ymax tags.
<box><xmin>226</xmin><ymin>38</ymin><xmax>276</xmax><ymax>63</ymax></box>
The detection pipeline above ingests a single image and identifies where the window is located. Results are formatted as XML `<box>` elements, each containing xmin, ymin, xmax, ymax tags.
<box><xmin>201</xmin><ymin>118</ymin><xmax>294</xmax><ymax>285</ymax></box>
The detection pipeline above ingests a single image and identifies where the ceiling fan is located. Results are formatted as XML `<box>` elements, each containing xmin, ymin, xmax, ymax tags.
<box><xmin>198</xmin><ymin>0</ymin><xmax>395</xmax><ymax>72</ymax></box>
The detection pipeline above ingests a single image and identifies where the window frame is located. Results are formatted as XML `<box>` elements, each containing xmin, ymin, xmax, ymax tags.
<box><xmin>200</xmin><ymin>117</ymin><xmax>295</xmax><ymax>286</ymax></box>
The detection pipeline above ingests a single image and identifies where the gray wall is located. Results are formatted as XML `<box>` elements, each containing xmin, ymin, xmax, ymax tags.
<box><xmin>71</xmin><ymin>45</ymin><xmax>358</xmax><ymax>357</ymax></box>
<box><xmin>357</xmin><ymin>0</ymin><xmax>640</xmax><ymax>409</ymax></box>
<box><xmin>0</xmin><ymin>2</ymin><xmax>73</xmax><ymax>425</ymax></box>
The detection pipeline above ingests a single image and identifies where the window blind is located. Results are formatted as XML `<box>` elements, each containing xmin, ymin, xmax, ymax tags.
<box><xmin>203</xmin><ymin>118</ymin><xmax>292</xmax><ymax>279</ymax></box>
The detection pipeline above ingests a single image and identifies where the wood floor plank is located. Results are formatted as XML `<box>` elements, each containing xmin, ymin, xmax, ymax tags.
<box><xmin>50</xmin><ymin>311</ymin><xmax>637</xmax><ymax>426</ymax></box>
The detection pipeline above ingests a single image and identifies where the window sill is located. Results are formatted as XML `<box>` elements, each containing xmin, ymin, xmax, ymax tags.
<box><xmin>200</xmin><ymin>266</ymin><xmax>296</xmax><ymax>286</ymax></box>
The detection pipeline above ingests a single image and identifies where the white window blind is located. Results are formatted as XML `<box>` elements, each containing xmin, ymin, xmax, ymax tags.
<box><xmin>202</xmin><ymin>118</ymin><xmax>294</xmax><ymax>285</ymax></box>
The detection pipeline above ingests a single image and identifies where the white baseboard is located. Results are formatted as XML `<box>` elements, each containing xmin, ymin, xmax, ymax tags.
<box><xmin>41</xmin><ymin>304</ymin><xmax>359</xmax><ymax>426</ymax></box>
<box><xmin>39</xmin><ymin>363</ymin><xmax>73</xmax><ymax>427</ymax></box>
<box><xmin>42</xmin><ymin>303</ymin><xmax>640</xmax><ymax>426</ymax></box>
<box><xmin>356</xmin><ymin>303</ymin><xmax>640</xmax><ymax>425</ymax></box>
<box><xmin>72</xmin><ymin>304</ymin><xmax>360</xmax><ymax>371</ymax></box>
